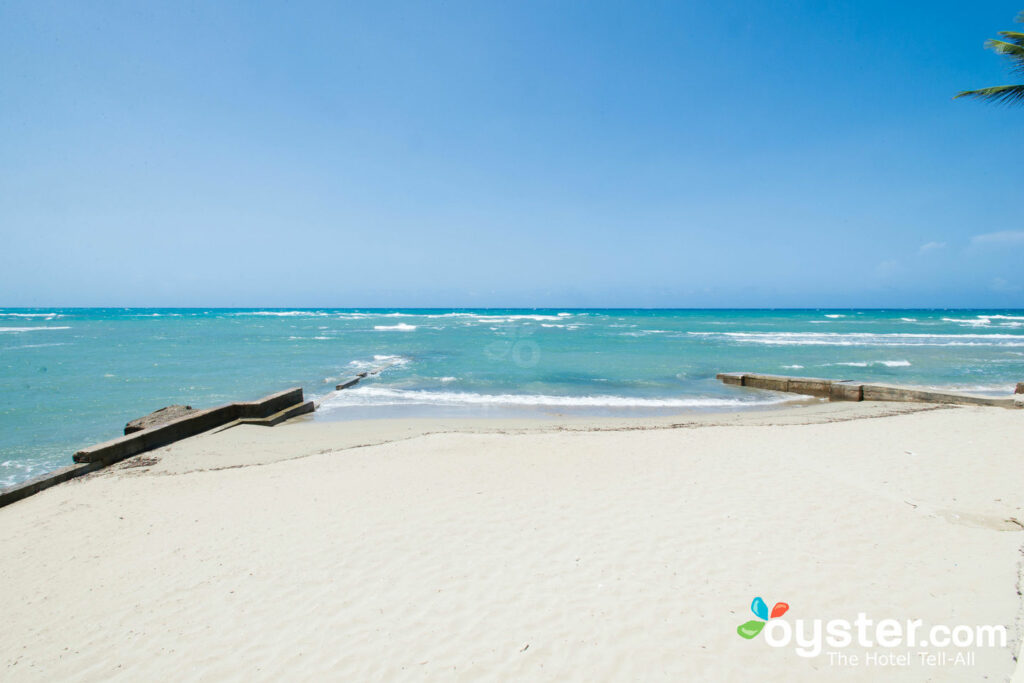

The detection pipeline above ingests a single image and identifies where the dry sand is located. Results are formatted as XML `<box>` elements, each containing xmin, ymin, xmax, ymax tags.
<box><xmin>1</xmin><ymin>402</ymin><xmax>1022</xmax><ymax>681</ymax></box>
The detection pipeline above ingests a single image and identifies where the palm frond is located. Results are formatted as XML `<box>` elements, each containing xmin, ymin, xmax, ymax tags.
<box><xmin>995</xmin><ymin>31</ymin><xmax>1024</xmax><ymax>47</ymax></box>
<box><xmin>954</xmin><ymin>83</ymin><xmax>1024</xmax><ymax>105</ymax></box>
<box><xmin>957</xmin><ymin>14</ymin><xmax>1024</xmax><ymax>106</ymax></box>
<box><xmin>986</xmin><ymin>38</ymin><xmax>1024</xmax><ymax>74</ymax></box>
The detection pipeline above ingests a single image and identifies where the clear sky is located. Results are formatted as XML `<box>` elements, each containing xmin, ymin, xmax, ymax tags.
<box><xmin>1</xmin><ymin>1</ymin><xmax>1022</xmax><ymax>308</ymax></box>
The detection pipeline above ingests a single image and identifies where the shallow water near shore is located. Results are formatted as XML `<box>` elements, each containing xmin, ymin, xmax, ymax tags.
<box><xmin>1</xmin><ymin>307</ymin><xmax>1022</xmax><ymax>487</ymax></box>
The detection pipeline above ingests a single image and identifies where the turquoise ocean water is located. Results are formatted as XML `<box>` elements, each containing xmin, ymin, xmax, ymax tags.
<box><xmin>2</xmin><ymin>308</ymin><xmax>1023</xmax><ymax>488</ymax></box>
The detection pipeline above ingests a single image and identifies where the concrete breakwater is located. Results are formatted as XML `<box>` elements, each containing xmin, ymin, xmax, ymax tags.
<box><xmin>718</xmin><ymin>372</ymin><xmax>1023</xmax><ymax>409</ymax></box>
<box><xmin>334</xmin><ymin>360</ymin><xmax>399</xmax><ymax>391</ymax></box>
<box><xmin>0</xmin><ymin>387</ymin><xmax>314</xmax><ymax>509</ymax></box>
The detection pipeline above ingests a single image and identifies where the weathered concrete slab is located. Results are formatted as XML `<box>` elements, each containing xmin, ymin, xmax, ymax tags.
<box><xmin>718</xmin><ymin>373</ymin><xmax>1020</xmax><ymax>409</ymax></box>
<box><xmin>74</xmin><ymin>388</ymin><xmax>309</xmax><ymax>465</ymax></box>
<box><xmin>74</xmin><ymin>404</ymin><xmax>239</xmax><ymax>464</ymax></box>
<box><xmin>332</xmin><ymin>362</ymin><xmax>397</xmax><ymax>391</ymax></box>
<box><xmin>366</xmin><ymin>361</ymin><xmax>397</xmax><ymax>376</ymax></box>
<box><xmin>743</xmin><ymin>374</ymin><xmax>791</xmax><ymax>392</ymax></box>
<box><xmin>716</xmin><ymin>372</ymin><xmax>746</xmax><ymax>386</ymax></box>
<box><xmin>787</xmin><ymin>377</ymin><xmax>832</xmax><ymax>398</ymax></box>
<box><xmin>861</xmin><ymin>384</ymin><xmax>1017</xmax><ymax>408</ymax></box>
<box><xmin>0</xmin><ymin>462</ymin><xmax>103</xmax><ymax>508</ymax></box>
<box><xmin>829</xmin><ymin>381</ymin><xmax>864</xmax><ymax>402</ymax></box>
<box><xmin>235</xmin><ymin>387</ymin><xmax>305</xmax><ymax>419</ymax></box>
<box><xmin>125</xmin><ymin>405</ymin><xmax>195</xmax><ymax>434</ymax></box>
<box><xmin>860</xmin><ymin>384</ymin><xmax>909</xmax><ymax>402</ymax></box>
<box><xmin>238</xmin><ymin>400</ymin><xmax>315</xmax><ymax>427</ymax></box>
<box><xmin>3</xmin><ymin>387</ymin><xmax>315</xmax><ymax>509</ymax></box>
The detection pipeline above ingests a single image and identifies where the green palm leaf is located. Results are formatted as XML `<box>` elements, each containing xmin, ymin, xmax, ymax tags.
<box><xmin>955</xmin><ymin>84</ymin><xmax>1024</xmax><ymax>105</ymax></box>
<box><xmin>957</xmin><ymin>13</ymin><xmax>1024</xmax><ymax>106</ymax></box>
<box><xmin>997</xmin><ymin>31</ymin><xmax>1024</xmax><ymax>47</ymax></box>
<box><xmin>987</xmin><ymin>38</ymin><xmax>1024</xmax><ymax>74</ymax></box>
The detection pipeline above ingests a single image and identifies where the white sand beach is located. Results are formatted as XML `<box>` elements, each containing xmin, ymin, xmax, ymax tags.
<box><xmin>1</xmin><ymin>402</ymin><xmax>1022</xmax><ymax>681</ymax></box>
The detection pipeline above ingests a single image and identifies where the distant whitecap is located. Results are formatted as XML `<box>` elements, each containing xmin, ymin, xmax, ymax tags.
<box><xmin>373</xmin><ymin>323</ymin><xmax>417</xmax><ymax>331</ymax></box>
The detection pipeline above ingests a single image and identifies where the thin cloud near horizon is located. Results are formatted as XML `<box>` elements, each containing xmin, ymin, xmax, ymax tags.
<box><xmin>970</xmin><ymin>231</ymin><xmax>1024</xmax><ymax>246</ymax></box>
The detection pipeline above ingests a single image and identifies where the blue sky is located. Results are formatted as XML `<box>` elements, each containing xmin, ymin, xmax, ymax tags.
<box><xmin>1</xmin><ymin>0</ymin><xmax>1022</xmax><ymax>307</ymax></box>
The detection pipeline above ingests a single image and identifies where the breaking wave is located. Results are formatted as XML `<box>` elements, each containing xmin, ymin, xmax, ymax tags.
<box><xmin>0</xmin><ymin>326</ymin><xmax>71</xmax><ymax>333</ymax></box>
<box><xmin>688</xmin><ymin>332</ymin><xmax>1024</xmax><ymax>347</ymax></box>
<box><xmin>320</xmin><ymin>386</ymin><xmax>792</xmax><ymax>409</ymax></box>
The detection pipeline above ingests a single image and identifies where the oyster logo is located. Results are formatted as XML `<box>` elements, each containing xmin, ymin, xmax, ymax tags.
<box><xmin>737</xmin><ymin>597</ymin><xmax>789</xmax><ymax>639</ymax></box>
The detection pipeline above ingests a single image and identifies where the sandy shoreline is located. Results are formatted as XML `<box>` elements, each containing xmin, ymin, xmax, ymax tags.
<box><xmin>1</xmin><ymin>402</ymin><xmax>1022</xmax><ymax>681</ymax></box>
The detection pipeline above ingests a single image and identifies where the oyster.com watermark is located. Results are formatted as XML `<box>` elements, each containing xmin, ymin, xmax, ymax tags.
<box><xmin>737</xmin><ymin>596</ymin><xmax>1006</xmax><ymax>668</ymax></box>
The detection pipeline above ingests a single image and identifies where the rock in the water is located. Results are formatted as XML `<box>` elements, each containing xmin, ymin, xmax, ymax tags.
<box><xmin>124</xmin><ymin>405</ymin><xmax>195</xmax><ymax>435</ymax></box>
<box><xmin>1016</xmin><ymin>382</ymin><xmax>1024</xmax><ymax>395</ymax></box>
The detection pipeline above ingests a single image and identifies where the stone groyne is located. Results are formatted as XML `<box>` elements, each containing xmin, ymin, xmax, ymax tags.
<box><xmin>0</xmin><ymin>387</ymin><xmax>314</xmax><ymax>509</ymax></box>
<box><xmin>717</xmin><ymin>372</ymin><xmax>1023</xmax><ymax>409</ymax></box>
<box><xmin>334</xmin><ymin>360</ymin><xmax>399</xmax><ymax>391</ymax></box>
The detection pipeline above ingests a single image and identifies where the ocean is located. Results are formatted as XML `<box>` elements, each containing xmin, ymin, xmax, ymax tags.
<box><xmin>2</xmin><ymin>308</ymin><xmax>1022</xmax><ymax>488</ymax></box>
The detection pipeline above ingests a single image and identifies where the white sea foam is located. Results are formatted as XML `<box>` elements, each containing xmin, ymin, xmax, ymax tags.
<box><xmin>335</xmin><ymin>312</ymin><xmax>575</xmax><ymax>323</ymax></box>
<box><xmin>943</xmin><ymin>315</ymin><xmax>1024</xmax><ymax>328</ymax></box>
<box><xmin>346</xmin><ymin>355</ymin><xmax>411</xmax><ymax>372</ymax></box>
<box><xmin>3</xmin><ymin>342</ymin><xmax>67</xmax><ymax>350</ymax></box>
<box><xmin>831</xmin><ymin>360</ymin><xmax>911</xmax><ymax>368</ymax></box>
<box><xmin>467</xmin><ymin>313</ymin><xmax>568</xmax><ymax>322</ymax></box>
<box><xmin>900</xmin><ymin>318</ymin><xmax>917</xmax><ymax>322</ymax></box>
<box><xmin>0</xmin><ymin>458</ymin><xmax>53</xmax><ymax>489</ymax></box>
<box><xmin>943</xmin><ymin>317</ymin><xmax>990</xmax><ymax>326</ymax></box>
<box><xmin>621</xmin><ymin>330</ymin><xmax>670</xmax><ymax>337</ymax></box>
<box><xmin>373</xmin><ymin>323</ymin><xmax>417</xmax><ymax>331</ymax></box>
<box><xmin>0</xmin><ymin>326</ymin><xmax>71</xmax><ymax>333</ymax></box>
<box><xmin>232</xmin><ymin>311</ymin><xmax>329</xmax><ymax>317</ymax></box>
<box><xmin>439</xmin><ymin>376</ymin><xmax>457</xmax><ymax>382</ymax></box>
<box><xmin>687</xmin><ymin>331</ymin><xmax>1024</xmax><ymax>347</ymax></box>
<box><xmin>479</xmin><ymin>315</ymin><xmax>566</xmax><ymax>322</ymax></box>
<box><xmin>824</xmin><ymin>314</ymin><xmax>845</xmax><ymax>318</ymax></box>
<box><xmin>320</xmin><ymin>386</ymin><xmax>792</xmax><ymax>409</ymax></box>
<box><xmin>782</xmin><ymin>364</ymin><xmax>804</xmax><ymax>369</ymax></box>
<box><xmin>0</xmin><ymin>312</ymin><xmax>60</xmax><ymax>318</ymax></box>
